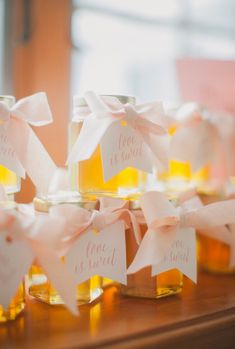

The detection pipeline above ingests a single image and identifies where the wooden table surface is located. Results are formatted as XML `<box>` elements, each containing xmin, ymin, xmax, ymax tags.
<box><xmin>1</xmin><ymin>272</ymin><xmax>235</xmax><ymax>349</ymax></box>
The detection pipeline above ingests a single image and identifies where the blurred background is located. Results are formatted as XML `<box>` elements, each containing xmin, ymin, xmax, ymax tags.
<box><xmin>1</xmin><ymin>0</ymin><xmax>235</xmax><ymax>201</ymax></box>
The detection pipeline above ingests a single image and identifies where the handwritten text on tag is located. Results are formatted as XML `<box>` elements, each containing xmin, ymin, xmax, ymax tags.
<box><xmin>65</xmin><ymin>220</ymin><xmax>127</xmax><ymax>285</ymax></box>
<box><xmin>100</xmin><ymin>122</ymin><xmax>152</xmax><ymax>182</ymax></box>
<box><xmin>152</xmin><ymin>228</ymin><xmax>197</xmax><ymax>283</ymax></box>
<box><xmin>0</xmin><ymin>127</ymin><xmax>25</xmax><ymax>177</ymax></box>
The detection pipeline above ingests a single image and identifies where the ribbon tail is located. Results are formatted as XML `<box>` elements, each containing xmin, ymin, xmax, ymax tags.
<box><xmin>192</xmin><ymin>200</ymin><xmax>235</xmax><ymax>230</ymax></box>
<box><xmin>126</xmin><ymin>210</ymin><xmax>142</xmax><ymax>245</ymax></box>
<box><xmin>67</xmin><ymin>117</ymin><xmax>112</xmax><ymax>164</ymax></box>
<box><xmin>0</xmin><ymin>184</ymin><xmax>8</xmax><ymax>201</ymax></box>
<box><xmin>127</xmin><ymin>228</ymin><xmax>175</xmax><ymax>274</ymax></box>
<box><xmin>28</xmin><ymin>239</ymin><xmax>79</xmax><ymax>316</ymax></box>
<box><xmin>7</xmin><ymin>118</ymin><xmax>57</xmax><ymax>193</ymax></box>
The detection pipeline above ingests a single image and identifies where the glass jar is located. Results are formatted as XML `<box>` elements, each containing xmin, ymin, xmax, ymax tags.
<box><xmin>29</xmin><ymin>192</ymin><xmax>103</xmax><ymax>305</ymax></box>
<box><xmin>197</xmin><ymin>193</ymin><xmax>235</xmax><ymax>274</ymax></box>
<box><xmin>0</xmin><ymin>96</ymin><xmax>21</xmax><ymax>195</ymax></box>
<box><xmin>0</xmin><ymin>201</ymin><xmax>25</xmax><ymax>322</ymax></box>
<box><xmin>120</xmin><ymin>200</ymin><xmax>183</xmax><ymax>298</ymax></box>
<box><xmin>69</xmin><ymin>95</ymin><xmax>146</xmax><ymax>198</ymax></box>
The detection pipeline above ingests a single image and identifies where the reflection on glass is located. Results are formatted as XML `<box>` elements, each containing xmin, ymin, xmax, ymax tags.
<box><xmin>89</xmin><ymin>302</ymin><xmax>101</xmax><ymax>336</ymax></box>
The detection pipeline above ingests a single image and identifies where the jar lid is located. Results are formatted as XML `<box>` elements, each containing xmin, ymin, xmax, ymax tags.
<box><xmin>0</xmin><ymin>201</ymin><xmax>17</xmax><ymax>210</ymax></box>
<box><xmin>33</xmin><ymin>191</ymin><xmax>98</xmax><ymax>213</ymax></box>
<box><xmin>73</xmin><ymin>94</ymin><xmax>136</xmax><ymax>108</ymax></box>
<box><xmin>0</xmin><ymin>95</ymin><xmax>16</xmax><ymax>108</ymax></box>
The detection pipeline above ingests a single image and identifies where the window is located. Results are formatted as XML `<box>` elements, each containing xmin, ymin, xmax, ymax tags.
<box><xmin>71</xmin><ymin>0</ymin><xmax>235</xmax><ymax>103</ymax></box>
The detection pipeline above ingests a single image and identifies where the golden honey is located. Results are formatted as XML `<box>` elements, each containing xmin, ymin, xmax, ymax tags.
<box><xmin>0</xmin><ymin>282</ymin><xmax>25</xmax><ymax>322</ymax></box>
<box><xmin>197</xmin><ymin>233</ymin><xmax>235</xmax><ymax>274</ymax></box>
<box><xmin>121</xmin><ymin>202</ymin><xmax>183</xmax><ymax>298</ymax></box>
<box><xmin>70</xmin><ymin>95</ymin><xmax>146</xmax><ymax>198</ymax></box>
<box><xmin>29</xmin><ymin>264</ymin><xmax>102</xmax><ymax>305</ymax></box>
<box><xmin>29</xmin><ymin>193</ymin><xmax>103</xmax><ymax>305</ymax></box>
<box><xmin>0</xmin><ymin>96</ymin><xmax>20</xmax><ymax>195</ymax></box>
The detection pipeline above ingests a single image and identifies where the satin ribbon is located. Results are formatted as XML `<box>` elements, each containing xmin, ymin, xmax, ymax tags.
<box><xmin>48</xmin><ymin>197</ymin><xmax>141</xmax><ymax>255</ymax></box>
<box><xmin>48</xmin><ymin>167</ymin><xmax>71</xmax><ymax>193</ymax></box>
<box><xmin>169</xmin><ymin>102</ymin><xmax>235</xmax><ymax>184</ymax></box>
<box><xmin>67</xmin><ymin>91</ymin><xmax>169</xmax><ymax>170</ymax></box>
<box><xmin>0</xmin><ymin>184</ymin><xmax>8</xmax><ymax>201</ymax></box>
<box><xmin>0</xmin><ymin>92</ymin><xmax>57</xmax><ymax>193</ymax></box>
<box><xmin>0</xmin><ymin>208</ymin><xmax>78</xmax><ymax>315</ymax></box>
<box><xmin>127</xmin><ymin>191</ymin><xmax>235</xmax><ymax>274</ymax></box>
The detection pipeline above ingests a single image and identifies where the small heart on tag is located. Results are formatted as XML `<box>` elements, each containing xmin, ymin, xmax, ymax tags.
<box><xmin>5</xmin><ymin>235</ymin><xmax>13</xmax><ymax>243</ymax></box>
<box><xmin>92</xmin><ymin>228</ymin><xmax>99</xmax><ymax>234</ymax></box>
<box><xmin>121</xmin><ymin>120</ymin><xmax>127</xmax><ymax>127</ymax></box>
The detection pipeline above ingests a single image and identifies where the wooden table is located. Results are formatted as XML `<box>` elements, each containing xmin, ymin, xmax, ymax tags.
<box><xmin>1</xmin><ymin>272</ymin><xmax>235</xmax><ymax>349</ymax></box>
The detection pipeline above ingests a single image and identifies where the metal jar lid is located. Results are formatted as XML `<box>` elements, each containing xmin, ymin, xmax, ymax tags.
<box><xmin>72</xmin><ymin>94</ymin><xmax>136</xmax><ymax>121</ymax></box>
<box><xmin>0</xmin><ymin>95</ymin><xmax>16</xmax><ymax>108</ymax></box>
<box><xmin>0</xmin><ymin>201</ymin><xmax>17</xmax><ymax>210</ymax></box>
<box><xmin>73</xmin><ymin>94</ymin><xmax>136</xmax><ymax>108</ymax></box>
<box><xmin>33</xmin><ymin>191</ymin><xmax>98</xmax><ymax>213</ymax></box>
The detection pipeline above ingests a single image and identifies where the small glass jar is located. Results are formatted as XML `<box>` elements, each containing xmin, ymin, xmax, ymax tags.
<box><xmin>197</xmin><ymin>193</ymin><xmax>235</xmax><ymax>274</ymax></box>
<box><xmin>0</xmin><ymin>201</ymin><xmax>25</xmax><ymax>322</ymax></box>
<box><xmin>29</xmin><ymin>192</ymin><xmax>103</xmax><ymax>305</ymax></box>
<box><xmin>120</xmin><ymin>200</ymin><xmax>183</xmax><ymax>298</ymax></box>
<box><xmin>69</xmin><ymin>95</ymin><xmax>146</xmax><ymax>198</ymax></box>
<box><xmin>0</xmin><ymin>96</ymin><xmax>21</xmax><ymax>195</ymax></box>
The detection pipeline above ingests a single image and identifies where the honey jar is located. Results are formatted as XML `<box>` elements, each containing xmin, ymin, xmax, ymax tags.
<box><xmin>29</xmin><ymin>192</ymin><xmax>103</xmax><ymax>305</ymax></box>
<box><xmin>121</xmin><ymin>199</ymin><xmax>183</xmax><ymax>298</ymax></box>
<box><xmin>69</xmin><ymin>95</ymin><xmax>146</xmax><ymax>198</ymax></box>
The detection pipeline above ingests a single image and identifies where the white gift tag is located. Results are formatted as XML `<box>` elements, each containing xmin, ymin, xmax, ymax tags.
<box><xmin>0</xmin><ymin>232</ymin><xmax>34</xmax><ymax>308</ymax></box>
<box><xmin>100</xmin><ymin>121</ymin><xmax>152</xmax><ymax>182</ymax></box>
<box><xmin>65</xmin><ymin>220</ymin><xmax>127</xmax><ymax>285</ymax></box>
<box><xmin>0</xmin><ymin>127</ymin><xmax>25</xmax><ymax>177</ymax></box>
<box><xmin>152</xmin><ymin>228</ymin><xmax>197</xmax><ymax>283</ymax></box>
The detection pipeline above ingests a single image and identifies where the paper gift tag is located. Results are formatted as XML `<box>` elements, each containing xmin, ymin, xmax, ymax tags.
<box><xmin>170</xmin><ymin>122</ymin><xmax>215</xmax><ymax>172</ymax></box>
<box><xmin>65</xmin><ymin>220</ymin><xmax>127</xmax><ymax>285</ymax></box>
<box><xmin>152</xmin><ymin>227</ymin><xmax>197</xmax><ymax>283</ymax></box>
<box><xmin>100</xmin><ymin>121</ymin><xmax>153</xmax><ymax>182</ymax></box>
<box><xmin>0</xmin><ymin>232</ymin><xmax>34</xmax><ymax>308</ymax></box>
<box><xmin>0</xmin><ymin>127</ymin><xmax>25</xmax><ymax>177</ymax></box>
